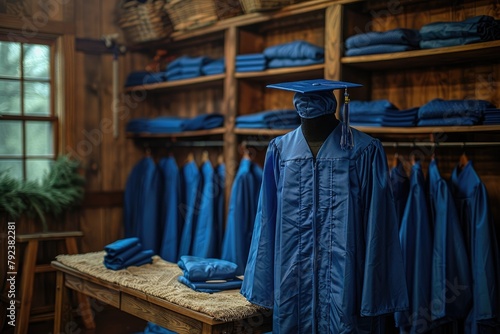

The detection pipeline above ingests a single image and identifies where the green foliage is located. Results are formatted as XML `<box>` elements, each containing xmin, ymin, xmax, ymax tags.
<box><xmin>0</xmin><ymin>156</ymin><xmax>85</xmax><ymax>231</ymax></box>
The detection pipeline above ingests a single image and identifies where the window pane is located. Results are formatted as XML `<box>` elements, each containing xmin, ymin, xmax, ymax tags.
<box><xmin>23</xmin><ymin>44</ymin><xmax>49</xmax><ymax>79</ymax></box>
<box><xmin>0</xmin><ymin>160</ymin><xmax>23</xmax><ymax>179</ymax></box>
<box><xmin>0</xmin><ymin>41</ymin><xmax>20</xmax><ymax>78</ymax></box>
<box><xmin>26</xmin><ymin>121</ymin><xmax>53</xmax><ymax>156</ymax></box>
<box><xmin>0</xmin><ymin>80</ymin><xmax>21</xmax><ymax>115</ymax></box>
<box><xmin>0</xmin><ymin>121</ymin><xmax>22</xmax><ymax>155</ymax></box>
<box><xmin>24</xmin><ymin>81</ymin><xmax>50</xmax><ymax>115</ymax></box>
<box><xmin>26</xmin><ymin>159</ymin><xmax>52</xmax><ymax>181</ymax></box>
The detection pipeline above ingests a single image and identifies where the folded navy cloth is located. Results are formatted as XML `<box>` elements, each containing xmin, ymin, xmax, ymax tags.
<box><xmin>104</xmin><ymin>237</ymin><xmax>141</xmax><ymax>257</ymax></box>
<box><xmin>236</xmin><ymin>53</ymin><xmax>266</xmax><ymax>61</ymax></box>
<box><xmin>202</xmin><ymin>58</ymin><xmax>225</xmax><ymax>75</ymax></box>
<box><xmin>236</xmin><ymin>64</ymin><xmax>267</xmax><ymax>72</ymax></box>
<box><xmin>267</xmin><ymin>57</ymin><xmax>324</xmax><ymax>68</ymax></box>
<box><xmin>126</xmin><ymin>118</ymin><xmax>152</xmax><ymax>133</ymax></box>
<box><xmin>420</xmin><ymin>15</ymin><xmax>500</xmax><ymax>41</ymax></box>
<box><xmin>167</xmin><ymin>65</ymin><xmax>202</xmax><ymax>78</ymax></box>
<box><xmin>167</xmin><ymin>73</ymin><xmax>203</xmax><ymax>81</ymax></box>
<box><xmin>143</xmin><ymin>72</ymin><xmax>167</xmax><ymax>84</ymax></box>
<box><xmin>345</xmin><ymin>28</ymin><xmax>421</xmax><ymax>48</ymax></box>
<box><xmin>177</xmin><ymin>275</ymin><xmax>243</xmax><ymax>293</ymax></box>
<box><xmin>483</xmin><ymin>120</ymin><xmax>500</xmax><ymax>125</ymax></box>
<box><xmin>236</xmin><ymin>109</ymin><xmax>300</xmax><ymax>128</ymax></box>
<box><xmin>177</xmin><ymin>255</ymin><xmax>239</xmax><ymax>281</ymax></box>
<box><xmin>104</xmin><ymin>249</ymin><xmax>154</xmax><ymax>270</ymax></box>
<box><xmin>350</xmin><ymin>121</ymin><xmax>383</xmax><ymax>127</ymax></box>
<box><xmin>417</xmin><ymin>116</ymin><xmax>480</xmax><ymax>126</ymax></box>
<box><xmin>125</xmin><ymin>71</ymin><xmax>166</xmax><ymax>87</ymax></box>
<box><xmin>263</xmin><ymin>40</ymin><xmax>324</xmax><ymax>60</ymax></box>
<box><xmin>235</xmin><ymin>122</ymin><xmax>299</xmax><ymax>129</ymax></box>
<box><xmin>419</xmin><ymin>36</ymin><xmax>482</xmax><ymax>49</ymax></box>
<box><xmin>147</xmin><ymin>117</ymin><xmax>187</xmax><ymax>133</ymax></box>
<box><xmin>348</xmin><ymin>100</ymin><xmax>398</xmax><ymax>114</ymax></box>
<box><xmin>345</xmin><ymin>44</ymin><xmax>418</xmax><ymax>56</ymax></box>
<box><xmin>181</xmin><ymin>114</ymin><xmax>224</xmax><ymax>131</ymax></box>
<box><xmin>236</xmin><ymin>59</ymin><xmax>267</xmax><ymax>67</ymax></box>
<box><xmin>104</xmin><ymin>243</ymin><xmax>142</xmax><ymax>267</ymax></box>
<box><xmin>167</xmin><ymin>56</ymin><xmax>211</xmax><ymax>70</ymax></box>
<box><xmin>381</xmin><ymin>120</ymin><xmax>416</xmax><ymax>127</ymax></box>
<box><xmin>418</xmin><ymin>98</ymin><xmax>492</xmax><ymax>119</ymax></box>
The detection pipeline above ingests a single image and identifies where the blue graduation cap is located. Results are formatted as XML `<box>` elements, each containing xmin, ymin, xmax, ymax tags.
<box><xmin>267</xmin><ymin>79</ymin><xmax>363</xmax><ymax>150</ymax></box>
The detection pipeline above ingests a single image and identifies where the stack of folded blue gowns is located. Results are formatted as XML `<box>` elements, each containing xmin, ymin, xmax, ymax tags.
<box><xmin>235</xmin><ymin>53</ymin><xmax>267</xmax><ymax>72</ymax></box>
<box><xmin>103</xmin><ymin>237</ymin><xmax>154</xmax><ymax>270</ymax></box>
<box><xmin>344</xmin><ymin>28</ymin><xmax>421</xmax><ymax>56</ymax></box>
<box><xmin>346</xmin><ymin>99</ymin><xmax>418</xmax><ymax>126</ymax></box>
<box><xmin>202</xmin><ymin>58</ymin><xmax>225</xmax><ymax>75</ymax></box>
<box><xmin>166</xmin><ymin>56</ymin><xmax>211</xmax><ymax>81</ymax></box>
<box><xmin>417</xmin><ymin>98</ymin><xmax>492</xmax><ymax>126</ymax></box>
<box><xmin>263</xmin><ymin>40</ymin><xmax>324</xmax><ymax>68</ymax></box>
<box><xmin>177</xmin><ymin>256</ymin><xmax>243</xmax><ymax>293</ymax></box>
<box><xmin>419</xmin><ymin>15</ymin><xmax>500</xmax><ymax>49</ymax></box>
<box><xmin>126</xmin><ymin>114</ymin><xmax>224</xmax><ymax>134</ymax></box>
<box><xmin>235</xmin><ymin>109</ymin><xmax>300</xmax><ymax>129</ymax></box>
<box><xmin>124</xmin><ymin>71</ymin><xmax>167</xmax><ymax>87</ymax></box>
<box><xmin>483</xmin><ymin>107</ymin><xmax>500</xmax><ymax>125</ymax></box>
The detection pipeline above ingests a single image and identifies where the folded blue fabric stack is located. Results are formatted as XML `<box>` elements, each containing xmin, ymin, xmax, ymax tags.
<box><xmin>417</xmin><ymin>98</ymin><xmax>492</xmax><ymax>126</ymax></box>
<box><xmin>343</xmin><ymin>100</ymin><xmax>418</xmax><ymax>127</ymax></box>
<box><xmin>166</xmin><ymin>56</ymin><xmax>211</xmax><ymax>81</ymax></box>
<box><xmin>419</xmin><ymin>15</ymin><xmax>500</xmax><ymax>49</ymax></box>
<box><xmin>182</xmin><ymin>113</ymin><xmax>224</xmax><ymax>131</ymax></box>
<box><xmin>344</xmin><ymin>28</ymin><xmax>421</xmax><ymax>56</ymax></box>
<box><xmin>235</xmin><ymin>53</ymin><xmax>267</xmax><ymax>72</ymax></box>
<box><xmin>126</xmin><ymin>114</ymin><xmax>225</xmax><ymax>134</ymax></box>
<box><xmin>124</xmin><ymin>71</ymin><xmax>167</xmax><ymax>87</ymax></box>
<box><xmin>202</xmin><ymin>58</ymin><xmax>225</xmax><ymax>75</ymax></box>
<box><xmin>103</xmin><ymin>237</ymin><xmax>154</xmax><ymax>270</ymax></box>
<box><xmin>263</xmin><ymin>40</ymin><xmax>324</xmax><ymax>68</ymax></box>
<box><xmin>483</xmin><ymin>108</ymin><xmax>500</xmax><ymax>125</ymax></box>
<box><xmin>235</xmin><ymin>109</ymin><xmax>300</xmax><ymax>129</ymax></box>
<box><xmin>177</xmin><ymin>255</ymin><xmax>242</xmax><ymax>293</ymax></box>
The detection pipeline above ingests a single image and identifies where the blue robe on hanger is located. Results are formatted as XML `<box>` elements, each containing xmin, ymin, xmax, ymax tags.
<box><xmin>450</xmin><ymin>161</ymin><xmax>500</xmax><ymax>334</ymax></box>
<box><xmin>395</xmin><ymin>162</ymin><xmax>433</xmax><ymax>334</ymax></box>
<box><xmin>178</xmin><ymin>160</ymin><xmax>201</xmax><ymax>258</ymax></box>
<box><xmin>158</xmin><ymin>156</ymin><xmax>182</xmax><ymax>263</ymax></box>
<box><xmin>123</xmin><ymin>157</ymin><xmax>161</xmax><ymax>254</ymax></box>
<box><xmin>241</xmin><ymin>125</ymin><xmax>408</xmax><ymax>334</ymax></box>
<box><xmin>221</xmin><ymin>158</ymin><xmax>262</xmax><ymax>276</ymax></box>
<box><xmin>191</xmin><ymin>161</ymin><xmax>218</xmax><ymax>258</ymax></box>
<box><xmin>390</xmin><ymin>160</ymin><xmax>410</xmax><ymax>226</ymax></box>
<box><xmin>214</xmin><ymin>163</ymin><xmax>226</xmax><ymax>258</ymax></box>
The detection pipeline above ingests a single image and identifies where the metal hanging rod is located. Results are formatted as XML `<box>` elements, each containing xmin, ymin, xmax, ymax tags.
<box><xmin>381</xmin><ymin>141</ymin><xmax>500</xmax><ymax>148</ymax></box>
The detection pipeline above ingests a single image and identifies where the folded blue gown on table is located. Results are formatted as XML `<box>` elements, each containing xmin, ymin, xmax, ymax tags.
<box><xmin>177</xmin><ymin>255</ymin><xmax>239</xmax><ymax>281</ymax></box>
<box><xmin>105</xmin><ymin>249</ymin><xmax>154</xmax><ymax>270</ymax></box>
<box><xmin>345</xmin><ymin>28</ymin><xmax>421</xmax><ymax>48</ymax></box>
<box><xmin>104</xmin><ymin>239</ymin><xmax>154</xmax><ymax>271</ymax></box>
<box><xmin>420</xmin><ymin>15</ymin><xmax>500</xmax><ymax>41</ymax></box>
<box><xmin>177</xmin><ymin>275</ymin><xmax>242</xmax><ymax>293</ymax></box>
<box><xmin>345</xmin><ymin>44</ymin><xmax>418</xmax><ymax>56</ymax></box>
<box><xmin>202</xmin><ymin>58</ymin><xmax>225</xmax><ymax>75</ymax></box>
<box><xmin>181</xmin><ymin>113</ymin><xmax>224</xmax><ymax>131</ymax></box>
<box><xmin>418</xmin><ymin>98</ymin><xmax>492</xmax><ymax>119</ymax></box>
<box><xmin>417</xmin><ymin>116</ymin><xmax>480</xmax><ymax>126</ymax></box>
<box><xmin>267</xmin><ymin>57</ymin><xmax>324</xmax><ymax>68</ymax></box>
<box><xmin>263</xmin><ymin>40</ymin><xmax>324</xmax><ymax>60</ymax></box>
<box><xmin>104</xmin><ymin>243</ymin><xmax>142</xmax><ymax>266</ymax></box>
<box><xmin>104</xmin><ymin>237</ymin><xmax>141</xmax><ymax>256</ymax></box>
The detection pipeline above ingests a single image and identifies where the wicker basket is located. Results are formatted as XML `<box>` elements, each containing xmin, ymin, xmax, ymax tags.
<box><xmin>165</xmin><ymin>0</ymin><xmax>218</xmax><ymax>31</ymax></box>
<box><xmin>118</xmin><ymin>0</ymin><xmax>173</xmax><ymax>44</ymax></box>
<box><xmin>238</xmin><ymin>0</ymin><xmax>295</xmax><ymax>13</ymax></box>
<box><xmin>214</xmin><ymin>0</ymin><xmax>243</xmax><ymax>20</ymax></box>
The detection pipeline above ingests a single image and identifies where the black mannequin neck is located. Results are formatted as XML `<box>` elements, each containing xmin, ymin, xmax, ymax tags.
<box><xmin>301</xmin><ymin>114</ymin><xmax>339</xmax><ymax>158</ymax></box>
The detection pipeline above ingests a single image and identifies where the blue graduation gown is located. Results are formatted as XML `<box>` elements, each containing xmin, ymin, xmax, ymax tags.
<box><xmin>158</xmin><ymin>156</ymin><xmax>181</xmax><ymax>263</ymax></box>
<box><xmin>241</xmin><ymin>125</ymin><xmax>409</xmax><ymax>334</ymax></box>
<box><xmin>428</xmin><ymin>160</ymin><xmax>472</xmax><ymax>322</ymax></box>
<box><xmin>395</xmin><ymin>162</ymin><xmax>433</xmax><ymax>333</ymax></box>
<box><xmin>178</xmin><ymin>160</ymin><xmax>201</xmax><ymax>257</ymax></box>
<box><xmin>450</xmin><ymin>161</ymin><xmax>500</xmax><ymax>334</ymax></box>
<box><xmin>214</xmin><ymin>163</ymin><xmax>226</xmax><ymax>258</ymax></box>
<box><xmin>390</xmin><ymin>160</ymin><xmax>410</xmax><ymax>226</ymax></box>
<box><xmin>123</xmin><ymin>157</ymin><xmax>161</xmax><ymax>254</ymax></box>
<box><xmin>221</xmin><ymin>158</ymin><xmax>262</xmax><ymax>276</ymax></box>
<box><xmin>191</xmin><ymin>161</ymin><xmax>217</xmax><ymax>258</ymax></box>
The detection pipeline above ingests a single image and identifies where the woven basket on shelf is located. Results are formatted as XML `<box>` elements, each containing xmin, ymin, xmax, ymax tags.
<box><xmin>214</xmin><ymin>0</ymin><xmax>243</xmax><ymax>20</ymax></box>
<box><xmin>164</xmin><ymin>0</ymin><xmax>218</xmax><ymax>31</ymax></box>
<box><xmin>118</xmin><ymin>0</ymin><xmax>173</xmax><ymax>44</ymax></box>
<box><xmin>238</xmin><ymin>0</ymin><xmax>296</xmax><ymax>13</ymax></box>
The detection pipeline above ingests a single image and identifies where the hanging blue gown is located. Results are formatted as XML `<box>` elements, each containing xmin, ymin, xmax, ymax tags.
<box><xmin>450</xmin><ymin>161</ymin><xmax>500</xmax><ymax>334</ymax></box>
<box><xmin>158</xmin><ymin>156</ymin><xmax>181</xmax><ymax>263</ymax></box>
<box><xmin>191</xmin><ymin>161</ymin><xmax>217</xmax><ymax>258</ymax></box>
<box><xmin>214</xmin><ymin>163</ymin><xmax>226</xmax><ymax>258</ymax></box>
<box><xmin>178</xmin><ymin>160</ymin><xmax>201</xmax><ymax>257</ymax></box>
<box><xmin>390</xmin><ymin>160</ymin><xmax>410</xmax><ymax>226</ymax></box>
<box><xmin>221</xmin><ymin>158</ymin><xmax>262</xmax><ymax>276</ymax></box>
<box><xmin>395</xmin><ymin>162</ymin><xmax>433</xmax><ymax>334</ymax></box>
<box><xmin>428</xmin><ymin>159</ymin><xmax>472</xmax><ymax>324</ymax></box>
<box><xmin>241</xmin><ymin>125</ymin><xmax>409</xmax><ymax>334</ymax></box>
<box><xmin>123</xmin><ymin>157</ymin><xmax>161</xmax><ymax>254</ymax></box>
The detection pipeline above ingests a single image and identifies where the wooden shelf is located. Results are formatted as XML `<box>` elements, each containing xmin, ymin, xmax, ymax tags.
<box><xmin>235</xmin><ymin>64</ymin><xmax>325</xmax><ymax>82</ymax></box>
<box><xmin>126</xmin><ymin>127</ymin><xmax>226</xmax><ymax>138</ymax></box>
<box><xmin>234</xmin><ymin>128</ymin><xmax>294</xmax><ymax>136</ymax></box>
<box><xmin>353</xmin><ymin>125</ymin><xmax>500</xmax><ymax>134</ymax></box>
<box><xmin>341</xmin><ymin>40</ymin><xmax>500</xmax><ymax>70</ymax></box>
<box><xmin>124</xmin><ymin>74</ymin><xmax>225</xmax><ymax>93</ymax></box>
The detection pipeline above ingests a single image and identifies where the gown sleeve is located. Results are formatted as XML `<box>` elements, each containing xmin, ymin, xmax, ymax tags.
<box><xmin>240</xmin><ymin>140</ymin><xmax>280</xmax><ymax>309</ymax></box>
<box><xmin>356</xmin><ymin>139</ymin><xmax>409</xmax><ymax>316</ymax></box>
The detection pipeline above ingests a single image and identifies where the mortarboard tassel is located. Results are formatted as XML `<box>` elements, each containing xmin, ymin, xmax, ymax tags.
<box><xmin>340</xmin><ymin>87</ymin><xmax>354</xmax><ymax>150</ymax></box>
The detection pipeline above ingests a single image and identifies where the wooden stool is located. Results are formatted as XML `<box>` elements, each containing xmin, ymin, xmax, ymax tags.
<box><xmin>6</xmin><ymin>231</ymin><xmax>95</xmax><ymax>334</ymax></box>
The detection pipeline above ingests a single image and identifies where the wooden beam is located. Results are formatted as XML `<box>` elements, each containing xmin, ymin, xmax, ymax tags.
<box><xmin>0</xmin><ymin>14</ymin><xmax>74</xmax><ymax>37</ymax></box>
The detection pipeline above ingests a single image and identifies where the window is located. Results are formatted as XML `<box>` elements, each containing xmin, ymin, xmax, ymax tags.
<box><xmin>0</xmin><ymin>37</ymin><xmax>57</xmax><ymax>181</ymax></box>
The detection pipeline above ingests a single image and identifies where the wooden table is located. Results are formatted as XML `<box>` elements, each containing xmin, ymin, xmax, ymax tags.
<box><xmin>52</xmin><ymin>261</ymin><xmax>272</xmax><ymax>334</ymax></box>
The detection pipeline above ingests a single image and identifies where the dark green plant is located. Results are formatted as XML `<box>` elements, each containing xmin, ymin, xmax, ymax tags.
<box><xmin>0</xmin><ymin>156</ymin><xmax>85</xmax><ymax>231</ymax></box>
